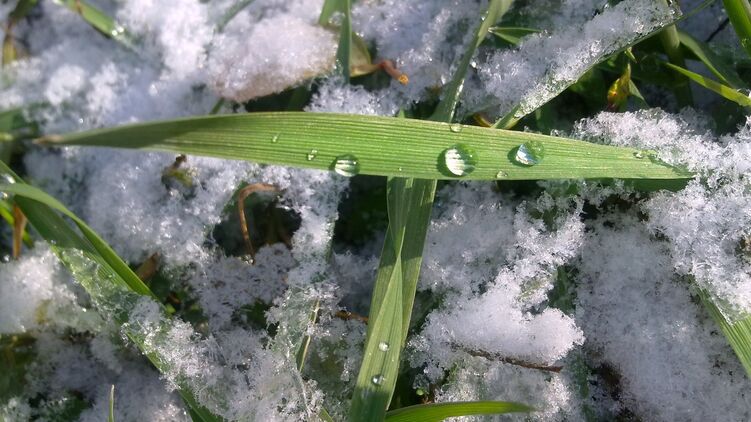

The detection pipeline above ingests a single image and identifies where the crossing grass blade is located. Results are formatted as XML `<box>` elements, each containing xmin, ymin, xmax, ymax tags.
<box><xmin>0</xmin><ymin>161</ymin><xmax>223</xmax><ymax>422</ymax></box>
<box><xmin>51</xmin><ymin>0</ymin><xmax>134</xmax><ymax>49</ymax></box>
<box><xmin>350</xmin><ymin>2</ymin><xmax>522</xmax><ymax>421</ymax></box>
<box><xmin>663</xmin><ymin>62</ymin><xmax>751</xmax><ymax>107</ymax></box>
<box><xmin>678</xmin><ymin>30</ymin><xmax>748</xmax><ymax>89</ymax></box>
<box><xmin>699</xmin><ymin>290</ymin><xmax>751</xmax><ymax>378</ymax></box>
<box><xmin>48</xmin><ymin>112</ymin><xmax>689</xmax><ymax>181</ymax></box>
<box><xmin>722</xmin><ymin>0</ymin><xmax>751</xmax><ymax>58</ymax></box>
<box><xmin>383</xmin><ymin>401</ymin><xmax>533</xmax><ymax>422</ymax></box>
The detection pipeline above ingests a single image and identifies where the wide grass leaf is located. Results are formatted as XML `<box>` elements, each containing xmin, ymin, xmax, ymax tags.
<box><xmin>0</xmin><ymin>161</ymin><xmax>223</xmax><ymax>422</ymax></box>
<box><xmin>384</xmin><ymin>401</ymin><xmax>533</xmax><ymax>422</ymax></box>
<box><xmin>49</xmin><ymin>112</ymin><xmax>689</xmax><ymax>181</ymax></box>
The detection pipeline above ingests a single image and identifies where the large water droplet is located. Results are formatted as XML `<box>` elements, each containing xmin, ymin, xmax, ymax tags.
<box><xmin>333</xmin><ymin>154</ymin><xmax>360</xmax><ymax>177</ymax></box>
<box><xmin>1</xmin><ymin>174</ymin><xmax>16</xmax><ymax>184</ymax></box>
<box><xmin>514</xmin><ymin>141</ymin><xmax>545</xmax><ymax>166</ymax></box>
<box><xmin>378</xmin><ymin>342</ymin><xmax>390</xmax><ymax>352</ymax></box>
<box><xmin>449</xmin><ymin>123</ymin><xmax>463</xmax><ymax>133</ymax></box>
<box><xmin>306</xmin><ymin>149</ymin><xmax>318</xmax><ymax>161</ymax></box>
<box><xmin>440</xmin><ymin>144</ymin><xmax>477</xmax><ymax>177</ymax></box>
<box><xmin>371</xmin><ymin>375</ymin><xmax>385</xmax><ymax>386</ymax></box>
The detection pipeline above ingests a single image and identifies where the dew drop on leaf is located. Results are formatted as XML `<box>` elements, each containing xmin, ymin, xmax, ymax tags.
<box><xmin>449</xmin><ymin>123</ymin><xmax>463</xmax><ymax>133</ymax></box>
<box><xmin>514</xmin><ymin>141</ymin><xmax>545</xmax><ymax>166</ymax></box>
<box><xmin>306</xmin><ymin>149</ymin><xmax>318</xmax><ymax>161</ymax></box>
<box><xmin>333</xmin><ymin>154</ymin><xmax>360</xmax><ymax>177</ymax></box>
<box><xmin>371</xmin><ymin>375</ymin><xmax>385</xmax><ymax>386</ymax></box>
<box><xmin>378</xmin><ymin>342</ymin><xmax>390</xmax><ymax>352</ymax></box>
<box><xmin>440</xmin><ymin>144</ymin><xmax>477</xmax><ymax>177</ymax></box>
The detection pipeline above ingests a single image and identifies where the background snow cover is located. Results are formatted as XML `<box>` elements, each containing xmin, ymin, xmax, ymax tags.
<box><xmin>1</xmin><ymin>0</ymin><xmax>750</xmax><ymax>421</ymax></box>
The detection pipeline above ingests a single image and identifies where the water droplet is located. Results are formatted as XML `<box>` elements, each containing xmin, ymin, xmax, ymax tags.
<box><xmin>371</xmin><ymin>375</ymin><xmax>385</xmax><ymax>386</ymax></box>
<box><xmin>449</xmin><ymin>123</ymin><xmax>463</xmax><ymax>133</ymax></box>
<box><xmin>633</xmin><ymin>151</ymin><xmax>644</xmax><ymax>159</ymax></box>
<box><xmin>378</xmin><ymin>342</ymin><xmax>390</xmax><ymax>352</ymax></box>
<box><xmin>514</xmin><ymin>141</ymin><xmax>545</xmax><ymax>166</ymax></box>
<box><xmin>110</xmin><ymin>25</ymin><xmax>125</xmax><ymax>37</ymax></box>
<box><xmin>1</xmin><ymin>174</ymin><xmax>16</xmax><ymax>184</ymax></box>
<box><xmin>440</xmin><ymin>144</ymin><xmax>477</xmax><ymax>177</ymax></box>
<box><xmin>306</xmin><ymin>149</ymin><xmax>318</xmax><ymax>161</ymax></box>
<box><xmin>398</xmin><ymin>167</ymin><xmax>403</xmax><ymax>172</ymax></box>
<box><xmin>332</xmin><ymin>154</ymin><xmax>360</xmax><ymax>177</ymax></box>
<box><xmin>271</xmin><ymin>134</ymin><xmax>279</xmax><ymax>143</ymax></box>
<box><xmin>495</xmin><ymin>170</ymin><xmax>509</xmax><ymax>179</ymax></box>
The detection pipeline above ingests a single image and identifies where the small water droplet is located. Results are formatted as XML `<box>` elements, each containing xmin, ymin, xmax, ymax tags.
<box><xmin>633</xmin><ymin>151</ymin><xmax>644</xmax><ymax>159</ymax></box>
<box><xmin>449</xmin><ymin>123</ymin><xmax>463</xmax><ymax>133</ymax></box>
<box><xmin>440</xmin><ymin>144</ymin><xmax>477</xmax><ymax>177</ymax></box>
<box><xmin>378</xmin><ymin>342</ymin><xmax>390</xmax><ymax>352</ymax></box>
<box><xmin>514</xmin><ymin>141</ymin><xmax>545</xmax><ymax>166</ymax></box>
<box><xmin>110</xmin><ymin>25</ymin><xmax>125</xmax><ymax>37</ymax></box>
<box><xmin>332</xmin><ymin>154</ymin><xmax>360</xmax><ymax>177</ymax></box>
<box><xmin>398</xmin><ymin>167</ymin><xmax>403</xmax><ymax>172</ymax></box>
<box><xmin>495</xmin><ymin>170</ymin><xmax>508</xmax><ymax>179</ymax></box>
<box><xmin>271</xmin><ymin>134</ymin><xmax>279</xmax><ymax>143</ymax></box>
<box><xmin>371</xmin><ymin>375</ymin><xmax>385</xmax><ymax>386</ymax></box>
<box><xmin>306</xmin><ymin>149</ymin><xmax>318</xmax><ymax>161</ymax></box>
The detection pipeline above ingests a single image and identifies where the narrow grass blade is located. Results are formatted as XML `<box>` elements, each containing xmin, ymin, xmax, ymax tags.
<box><xmin>722</xmin><ymin>0</ymin><xmax>751</xmax><ymax>57</ymax></box>
<box><xmin>2</xmin><ymin>0</ymin><xmax>38</xmax><ymax>66</ymax></box>
<box><xmin>48</xmin><ymin>112</ymin><xmax>689</xmax><ymax>181</ymax></box>
<box><xmin>663</xmin><ymin>61</ymin><xmax>751</xmax><ymax>106</ymax></box>
<box><xmin>430</xmin><ymin>0</ymin><xmax>512</xmax><ymax>122</ymax></box>
<box><xmin>348</xmin><ymin>177</ymin><xmax>432</xmax><ymax>422</ymax></box>
<box><xmin>699</xmin><ymin>291</ymin><xmax>751</xmax><ymax>378</ymax></box>
<box><xmin>350</xmin><ymin>3</ymin><xmax>518</xmax><ymax>421</ymax></box>
<box><xmin>678</xmin><ymin>30</ymin><xmax>748</xmax><ymax>88</ymax></box>
<box><xmin>335</xmin><ymin>0</ymin><xmax>352</xmax><ymax>81</ymax></box>
<box><xmin>384</xmin><ymin>401</ymin><xmax>533</xmax><ymax>422</ymax></box>
<box><xmin>488</xmin><ymin>26</ymin><xmax>539</xmax><ymax>45</ymax></box>
<box><xmin>0</xmin><ymin>162</ymin><xmax>223</xmax><ymax>422</ymax></box>
<box><xmin>217</xmin><ymin>0</ymin><xmax>256</xmax><ymax>32</ymax></box>
<box><xmin>51</xmin><ymin>0</ymin><xmax>134</xmax><ymax>49</ymax></box>
<box><xmin>108</xmin><ymin>385</ymin><xmax>115</xmax><ymax>422</ymax></box>
<box><xmin>658</xmin><ymin>0</ymin><xmax>692</xmax><ymax>107</ymax></box>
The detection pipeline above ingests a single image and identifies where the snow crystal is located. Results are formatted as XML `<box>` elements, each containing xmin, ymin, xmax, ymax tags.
<box><xmin>575</xmin><ymin>109</ymin><xmax>751</xmax><ymax>318</ymax></box>
<box><xmin>0</xmin><ymin>247</ymin><xmax>97</xmax><ymax>334</ymax></box>
<box><xmin>410</xmin><ymin>183</ymin><xmax>584</xmax><ymax>382</ymax></box>
<box><xmin>576</xmin><ymin>217</ymin><xmax>751</xmax><ymax>421</ymax></box>
<box><xmin>209</xmin><ymin>13</ymin><xmax>336</xmax><ymax>102</ymax></box>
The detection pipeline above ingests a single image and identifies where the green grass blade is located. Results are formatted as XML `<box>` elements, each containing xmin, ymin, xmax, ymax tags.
<box><xmin>430</xmin><ymin>0</ymin><xmax>512</xmax><ymax>122</ymax></box>
<box><xmin>488</xmin><ymin>26</ymin><xmax>539</xmax><ymax>45</ymax></box>
<box><xmin>658</xmin><ymin>0</ymin><xmax>692</xmax><ymax>107</ymax></box>
<box><xmin>217</xmin><ymin>0</ymin><xmax>256</xmax><ymax>32</ymax></box>
<box><xmin>49</xmin><ymin>112</ymin><xmax>689</xmax><ymax>181</ymax></box>
<box><xmin>0</xmin><ymin>162</ymin><xmax>223</xmax><ymax>422</ymax></box>
<box><xmin>350</xmin><ymin>3</ymin><xmax>518</xmax><ymax>420</ymax></box>
<box><xmin>51</xmin><ymin>0</ymin><xmax>134</xmax><ymax>49</ymax></box>
<box><xmin>108</xmin><ymin>385</ymin><xmax>115</xmax><ymax>422</ymax></box>
<box><xmin>722</xmin><ymin>0</ymin><xmax>751</xmax><ymax>57</ymax></box>
<box><xmin>348</xmin><ymin>177</ymin><xmax>433</xmax><ymax>422</ymax></box>
<box><xmin>384</xmin><ymin>401</ymin><xmax>533</xmax><ymax>422</ymax></box>
<box><xmin>678</xmin><ymin>30</ymin><xmax>748</xmax><ymax>89</ymax></box>
<box><xmin>699</xmin><ymin>291</ymin><xmax>751</xmax><ymax>378</ymax></box>
<box><xmin>663</xmin><ymin>61</ymin><xmax>751</xmax><ymax>106</ymax></box>
<box><xmin>335</xmin><ymin>0</ymin><xmax>352</xmax><ymax>82</ymax></box>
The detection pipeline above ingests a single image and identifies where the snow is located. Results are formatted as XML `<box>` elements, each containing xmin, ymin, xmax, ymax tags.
<box><xmin>2</xmin><ymin>0</ymin><xmax>751</xmax><ymax>420</ymax></box>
